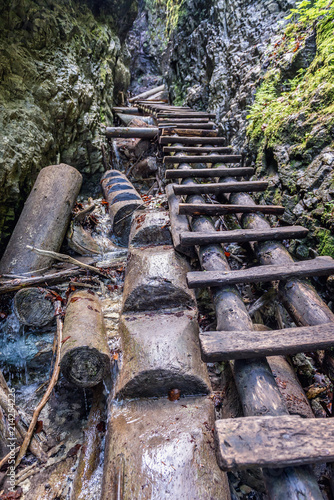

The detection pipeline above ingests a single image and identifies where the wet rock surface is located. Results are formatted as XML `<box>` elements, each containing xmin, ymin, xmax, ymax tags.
<box><xmin>0</xmin><ymin>0</ymin><xmax>137</xmax><ymax>253</ymax></box>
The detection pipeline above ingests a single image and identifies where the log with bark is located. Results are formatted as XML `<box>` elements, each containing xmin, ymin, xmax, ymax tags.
<box><xmin>128</xmin><ymin>84</ymin><xmax>165</xmax><ymax>103</ymax></box>
<box><xmin>60</xmin><ymin>290</ymin><xmax>111</xmax><ymax>388</ymax></box>
<box><xmin>0</xmin><ymin>164</ymin><xmax>82</xmax><ymax>275</ymax></box>
<box><xmin>105</xmin><ymin>127</ymin><xmax>159</xmax><ymax>139</ymax></box>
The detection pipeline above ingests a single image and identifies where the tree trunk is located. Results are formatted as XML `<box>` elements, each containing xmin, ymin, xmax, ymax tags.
<box><xmin>14</xmin><ymin>287</ymin><xmax>55</xmax><ymax>327</ymax></box>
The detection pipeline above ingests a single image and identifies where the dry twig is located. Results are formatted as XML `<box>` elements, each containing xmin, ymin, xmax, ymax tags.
<box><xmin>15</xmin><ymin>301</ymin><xmax>63</xmax><ymax>468</ymax></box>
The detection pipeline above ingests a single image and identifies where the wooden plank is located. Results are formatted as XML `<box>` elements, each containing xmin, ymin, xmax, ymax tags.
<box><xmin>165</xmin><ymin>155</ymin><xmax>241</xmax><ymax>164</ymax></box>
<box><xmin>112</xmin><ymin>107</ymin><xmax>141</xmax><ymax>114</ymax></box>
<box><xmin>200</xmin><ymin>322</ymin><xmax>334</xmax><ymax>362</ymax></box>
<box><xmin>180</xmin><ymin>225</ymin><xmax>308</xmax><ymax>247</ymax></box>
<box><xmin>163</xmin><ymin>146</ymin><xmax>232</xmax><ymax>154</ymax></box>
<box><xmin>215</xmin><ymin>415</ymin><xmax>334</xmax><ymax>470</ymax></box>
<box><xmin>162</xmin><ymin>128</ymin><xmax>218</xmax><ymax>137</ymax></box>
<box><xmin>179</xmin><ymin>203</ymin><xmax>285</xmax><ymax>216</ymax></box>
<box><xmin>158</xmin><ymin>113</ymin><xmax>216</xmax><ymax>119</ymax></box>
<box><xmin>160</xmin><ymin>122</ymin><xmax>216</xmax><ymax>130</ymax></box>
<box><xmin>173</xmin><ymin>181</ymin><xmax>268</xmax><ymax>195</ymax></box>
<box><xmin>158</xmin><ymin>118</ymin><xmax>210</xmax><ymax>123</ymax></box>
<box><xmin>160</xmin><ymin>137</ymin><xmax>225</xmax><ymax>145</ymax></box>
<box><xmin>187</xmin><ymin>256</ymin><xmax>334</xmax><ymax>288</ymax></box>
<box><xmin>165</xmin><ymin>167</ymin><xmax>254</xmax><ymax>179</ymax></box>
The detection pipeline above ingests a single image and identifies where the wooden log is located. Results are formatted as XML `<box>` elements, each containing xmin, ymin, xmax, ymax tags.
<box><xmin>160</xmin><ymin>136</ymin><xmax>225</xmax><ymax>145</ymax></box>
<box><xmin>158</xmin><ymin>117</ymin><xmax>210</xmax><ymax>123</ymax></box>
<box><xmin>71</xmin><ymin>383</ymin><xmax>105</xmax><ymax>500</ymax></box>
<box><xmin>116</xmin><ymin>114</ymin><xmax>153</xmax><ymax>126</ymax></box>
<box><xmin>0</xmin><ymin>164</ymin><xmax>82</xmax><ymax>275</ymax></box>
<box><xmin>165</xmin><ymin>155</ymin><xmax>241</xmax><ymax>164</ymax></box>
<box><xmin>200</xmin><ymin>322</ymin><xmax>334</xmax><ymax>361</ymax></box>
<box><xmin>160</xmin><ymin>122</ymin><xmax>216</xmax><ymax>130</ymax></box>
<box><xmin>60</xmin><ymin>290</ymin><xmax>110</xmax><ymax>388</ymax></box>
<box><xmin>112</xmin><ymin>107</ymin><xmax>140</xmax><ymax>114</ymax></box>
<box><xmin>174</xmin><ymin>181</ymin><xmax>268</xmax><ymax>196</ymax></box>
<box><xmin>105</xmin><ymin>127</ymin><xmax>159</xmax><ymax>139</ymax></box>
<box><xmin>187</xmin><ymin>256</ymin><xmax>334</xmax><ymax>288</ymax></box>
<box><xmin>101</xmin><ymin>170</ymin><xmax>144</xmax><ymax>246</ymax></box>
<box><xmin>166</xmin><ymin>167</ymin><xmax>253</xmax><ymax>179</ymax></box>
<box><xmin>163</xmin><ymin>146</ymin><xmax>233</xmax><ymax>154</ymax></box>
<box><xmin>146</xmin><ymin>90</ymin><xmax>169</xmax><ymax>101</ymax></box>
<box><xmin>215</xmin><ymin>415</ymin><xmax>334</xmax><ymax>470</ymax></box>
<box><xmin>165</xmin><ymin>184</ymin><xmax>195</xmax><ymax>258</ymax></box>
<box><xmin>179</xmin><ymin>203</ymin><xmax>285</xmax><ymax>216</ymax></box>
<box><xmin>162</xmin><ymin>128</ymin><xmax>218</xmax><ymax>137</ymax></box>
<box><xmin>129</xmin><ymin>84</ymin><xmax>165</xmax><ymax>103</ymax></box>
<box><xmin>180</xmin><ymin>226</ymin><xmax>308</xmax><ymax>247</ymax></box>
<box><xmin>14</xmin><ymin>287</ymin><xmax>55</xmax><ymax>327</ymax></box>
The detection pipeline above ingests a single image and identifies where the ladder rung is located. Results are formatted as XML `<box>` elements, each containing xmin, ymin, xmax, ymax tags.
<box><xmin>164</xmin><ymin>155</ymin><xmax>241</xmax><ymax>164</ymax></box>
<box><xmin>180</xmin><ymin>226</ymin><xmax>308</xmax><ymax>246</ymax></box>
<box><xmin>165</xmin><ymin>167</ymin><xmax>253</xmax><ymax>179</ymax></box>
<box><xmin>173</xmin><ymin>181</ymin><xmax>268</xmax><ymax>195</ymax></box>
<box><xmin>162</xmin><ymin>129</ymin><xmax>218</xmax><ymax>138</ymax></box>
<box><xmin>200</xmin><ymin>322</ymin><xmax>334</xmax><ymax>362</ymax></box>
<box><xmin>215</xmin><ymin>415</ymin><xmax>334</xmax><ymax>471</ymax></box>
<box><xmin>160</xmin><ymin>137</ymin><xmax>226</xmax><ymax>145</ymax></box>
<box><xmin>187</xmin><ymin>256</ymin><xmax>334</xmax><ymax>288</ymax></box>
<box><xmin>160</xmin><ymin>123</ymin><xmax>216</xmax><ymax>130</ymax></box>
<box><xmin>163</xmin><ymin>146</ymin><xmax>232</xmax><ymax>154</ymax></box>
<box><xmin>178</xmin><ymin>203</ymin><xmax>285</xmax><ymax>216</ymax></box>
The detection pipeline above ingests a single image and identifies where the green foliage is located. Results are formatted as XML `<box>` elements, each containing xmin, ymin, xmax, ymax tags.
<box><xmin>285</xmin><ymin>0</ymin><xmax>332</xmax><ymax>24</ymax></box>
<box><xmin>317</xmin><ymin>229</ymin><xmax>334</xmax><ymax>258</ymax></box>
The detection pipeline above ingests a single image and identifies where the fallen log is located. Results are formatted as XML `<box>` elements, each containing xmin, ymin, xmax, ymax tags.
<box><xmin>105</xmin><ymin>127</ymin><xmax>159</xmax><ymax>139</ymax></box>
<box><xmin>60</xmin><ymin>290</ymin><xmax>110</xmax><ymax>388</ymax></box>
<box><xmin>71</xmin><ymin>383</ymin><xmax>105</xmax><ymax>499</ymax></box>
<box><xmin>0</xmin><ymin>164</ymin><xmax>82</xmax><ymax>275</ymax></box>
<box><xmin>112</xmin><ymin>107</ymin><xmax>140</xmax><ymax>114</ymax></box>
<box><xmin>129</xmin><ymin>84</ymin><xmax>165</xmax><ymax>103</ymax></box>
<box><xmin>14</xmin><ymin>287</ymin><xmax>55</xmax><ymax>327</ymax></box>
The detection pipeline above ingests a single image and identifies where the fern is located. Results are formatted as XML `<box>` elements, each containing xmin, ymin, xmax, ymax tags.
<box><xmin>286</xmin><ymin>0</ymin><xmax>333</xmax><ymax>23</ymax></box>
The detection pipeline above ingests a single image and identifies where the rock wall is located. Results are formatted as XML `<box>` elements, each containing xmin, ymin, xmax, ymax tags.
<box><xmin>0</xmin><ymin>0</ymin><xmax>137</xmax><ymax>254</ymax></box>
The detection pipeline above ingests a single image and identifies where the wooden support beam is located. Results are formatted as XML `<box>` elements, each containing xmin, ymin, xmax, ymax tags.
<box><xmin>158</xmin><ymin>118</ymin><xmax>210</xmax><ymax>123</ymax></box>
<box><xmin>166</xmin><ymin>167</ymin><xmax>254</xmax><ymax>179</ymax></box>
<box><xmin>160</xmin><ymin>136</ymin><xmax>225</xmax><ymax>145</ymax></box>
<box><xmin>180</xmin><ymin>225</ymin><xmax>308</xmax><ymax>246</ymax></box>
<box><xmin>105</xmin><ymin>127</ymin><xmax>159</xmax><ymax>139</ymax></box>
<box><xmin>165</xmin><ymin>185</ymin><xmax>195</xmax><ymax>258</ymax></box>
<box><xmin>112</xmin><ymin>107</ymin><xmax>141</xmax><ymax>114</ymax></box>
<box><xmin>165</xmin><ymin>155</ymin><xmax>241</xmax><ymax>164</ymax></box>
<box><xmin>173</xmin><ymin>181</ymin><xmax>268</xmax><ymax>196</ymax></box>
<box><xmin>163</xmin><ymin>146</ymin><xmax>232</xmax><ymax>154</ymax></box>
<box><xmin>200</xmin><ymin>322</ymin><xmax>334</xmax><ymax>362</ymax></box>
<box><xmin>162</xmin><ymin>128</ymin><xmax>218</xmax><ymax>137</ymax></box>
<box><xmin>187</xmin><ymin>256</ymin><xmax>334</xmax><ymax>288</ymax></box>
<box><xmin>215</xmin><ymin>415</ymin><xmax>334</xmax><ymax>471</ymax></box>
<box><xmin>179</xmin><ymin>203</ymin><xmax>285</xmax><ymax>216</ymax></box>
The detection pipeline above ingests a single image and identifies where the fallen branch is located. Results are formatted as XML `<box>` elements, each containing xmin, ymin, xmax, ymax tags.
<box><xmin>15</xmin><ymin>301</ymin><xmax>63</xmax><ymax>468</ymax></box>
<box><xmin>26</xmin><ymin>246</ymin><xmax>112</xmax><ymax>280</ymax></box>
<box><xmin>0</xmin><ymin>267</ymin><xmax>83</xmax><ymax>295</ymax></box>
<box><xmin>0</xmin><ymin>447</ymin><xmax>20</xmax><ymax>470</ymax></box>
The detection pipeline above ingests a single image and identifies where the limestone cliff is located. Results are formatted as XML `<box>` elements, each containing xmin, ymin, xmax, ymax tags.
<box><xmin>0</xmin><ymin>0</ymin><xmax>137</xmax><ymax>253</ymax></box>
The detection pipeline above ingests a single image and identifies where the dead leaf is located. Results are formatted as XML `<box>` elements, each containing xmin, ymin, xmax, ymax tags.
<box><xmin>168</xmin><ymin>389</ymin><xmax>181</xmax><ymax>401</ymax></box>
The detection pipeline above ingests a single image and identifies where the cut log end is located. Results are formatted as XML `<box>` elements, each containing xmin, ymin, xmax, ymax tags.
<box><xmin>61</xmin><ymin>348</ymin><xmax>110</xmax><ymax>388</ymax></box>
<box><xmin>14</xmin><ymin>287</ymin><xmax>55</xmax><ymax>327</ymax></box>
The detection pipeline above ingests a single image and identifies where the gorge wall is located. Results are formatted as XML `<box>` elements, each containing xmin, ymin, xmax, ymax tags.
<box><xmin>0</xmin><ymin>0</ymin><xmax>137</xmax><ymax>254</ymax></box>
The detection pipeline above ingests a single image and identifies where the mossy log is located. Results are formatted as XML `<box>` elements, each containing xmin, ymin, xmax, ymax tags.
<box><xmin>0</xmin><ymin>164</ymin><xmax>82</xmax><ymax>275</ymax></box>
<box><xmin>60</xmin><ymin>290</ymin><xmax>110</xmax><ymax>388</ymax></box>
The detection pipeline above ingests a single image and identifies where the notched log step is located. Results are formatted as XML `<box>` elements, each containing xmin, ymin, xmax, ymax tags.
<box><xmin>179</xmin><ymin>203</ymin><xmax>285</xmax><ymax>216</ymax></box>
<box><xmin>173</xmin><ymin>181</ymin><xmax>268</xmax><ymax>196</ymax></box>
<box><xmin>215</xmin><ymin>415</ymin><xmax>334</xmax><ymax>470</ymax></box>
<box><xmin>200</xmin><ymin>322</ymin><xmax>334</xmax><ymax>362</ymax></box>
<box><xmin>187</xmin><ymin>256</ymin><xmax>334</xmax><ymax>288</ymax></box>
<box><xmin>164</xmin><ymin>155</ymin><xmax>241</xmax><ymax>164</ymax></box>
<box><xmin>180</xmin><ymin>225</ymin><xmax>308</xmax><ymax>246</ymax></box>
<box><xmin>166</xmin><ymin>167</ymin><xmax>253</xmax><ymax>179</ymax></box>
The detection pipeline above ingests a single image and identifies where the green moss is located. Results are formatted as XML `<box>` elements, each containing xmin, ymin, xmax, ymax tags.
<box><xmin>317</xmin><ymin>229</ymin><xmax>334</xmax><ymax>258</ymax></box>
<box><xmin>247</xmin><ymin>6</ymin><xmax>334</xmax><ymax>153</ymax></box>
